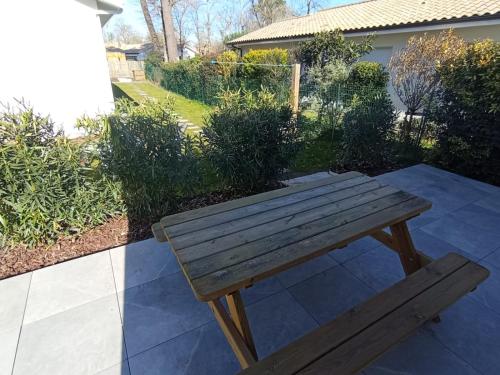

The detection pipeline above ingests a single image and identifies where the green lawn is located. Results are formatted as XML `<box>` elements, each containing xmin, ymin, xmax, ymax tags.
<box><xmin>113</xmin><ymin>81</ymin><xmax>211</xmax><ymax>127</ymax></box>
<box><xmin>292</xmin><ymin>134</ymin><xmax>338</xmax><ymax>173</ymax></box>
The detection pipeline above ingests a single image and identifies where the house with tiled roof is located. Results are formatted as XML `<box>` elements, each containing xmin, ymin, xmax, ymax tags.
<box><xmin>227</xmin><ymin>0</ymin><xmax>500</xmax><ymax>110</ymax></box>
<box><xmin>228</xmin><ymin>0</ymin><xmax>500</xmax><ymax>109</ymax></box>
<box><xmin>229</xmin><ymin>0</ymin><xmax>500</xmax><ymax>56</ymax></box>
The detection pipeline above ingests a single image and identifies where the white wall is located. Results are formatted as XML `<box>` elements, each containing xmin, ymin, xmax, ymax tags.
<box><xmin>0</xmin><ymin>0</ymin><xmax>116</xmax><ymax>137</ymax></box>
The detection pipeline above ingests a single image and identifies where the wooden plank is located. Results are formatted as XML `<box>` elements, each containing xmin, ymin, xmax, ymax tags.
<box><xmin>390</xmin><ymin>221</ymin><xmax>422</xmax><ymax>274</ymax></box>
<box><xmin>238</xmin><ymin>254</ymin><xmax>488</xmax><ymax>375</ymax></box>
<box><xmin>159</xmin><ymin>172</ymin><xmax>362</xmax><ymax>227</ymax></box>
<box><xmin>167</xmin><ymin>175</ymin><xmax>374</xmax><ymax>239</ymax></box>
<box><xmin>208</xmin><ymin>299</ymin><xmax>257</xmax><ymax>369</ymax></box>
<box><xmin>298</xmin><ymin>260</ymin><xmax>489</xmax><ymax>374</ymax></box>
<box><xmin>151</xmin><ymin>222</ymin><xmax>168</xmax><ymax>242</ymax></box>
<box><xmin>172</xmin><ymin>180</ymin><xmax>383</xmax><ymax>249</ymax></box>
<box><xmin>226</xmin><ymin>291</ymin><xmax>258</xmax><ymax>359</ymax></box>
<box><xmin>184</xmin><ymin>190</ymin><xmax>412</xmax><ymax>280</ymax></box>
<box><xmin>371</xmin><ymin>230</ymin><xmax>432</xmax><ymax>266</ymax></box>
<box><xmin>177</xmin><ymin>186</ymin><xmax>402</xmax><ymax>262</ymax></box>
<box><xmin>191</xmin><ymin>197</ymin><xmax>430</xmax><ymax>301</ymax></box>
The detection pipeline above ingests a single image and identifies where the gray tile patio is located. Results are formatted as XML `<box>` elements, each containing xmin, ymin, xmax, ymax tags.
<box><xmin>1</xmin><ymin>164</ymin><xmax>500</xmax><ymax>375</ymax></box>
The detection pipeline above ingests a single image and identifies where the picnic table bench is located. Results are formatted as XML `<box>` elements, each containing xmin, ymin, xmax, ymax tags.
<box><xmin>152</xmin><ymin>171</ymin><xmax>489</xmax><ymax>373</ymax></box>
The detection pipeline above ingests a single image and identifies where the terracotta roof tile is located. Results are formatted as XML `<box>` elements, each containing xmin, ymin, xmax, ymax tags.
<box><xmin>229</xmin><ymin>0</ymin><xmax>500</xmax><ymax>44</ymax></box>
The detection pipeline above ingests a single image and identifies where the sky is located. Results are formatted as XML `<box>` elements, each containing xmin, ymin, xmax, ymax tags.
<box><xmin>104</xmin><ymin>0</ymin><xmax>360</xmax><ymax>40</ymax></box>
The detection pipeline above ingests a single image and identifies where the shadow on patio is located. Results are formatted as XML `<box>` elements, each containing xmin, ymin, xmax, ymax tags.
<box><xmin>2</xmin><ymin>164</ymin><xmax>500</xmax><ymax>375</ymax></box>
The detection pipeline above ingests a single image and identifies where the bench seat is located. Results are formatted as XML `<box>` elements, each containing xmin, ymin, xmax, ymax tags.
<box><xmin>239</xmin><ymin>253</ymin><xmax>489</xmax><ymax>375</ymax></box>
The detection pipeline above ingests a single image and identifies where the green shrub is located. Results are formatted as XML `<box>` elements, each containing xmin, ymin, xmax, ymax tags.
<box><xmin>241</xmin><ymin>48</ymin><xmax>288</xmax><ymax>77</ymax></box>
<box><xmin>349</xmin><ymin>61</ymin><xmax>389</xmax><ymax>92</ymax></box>
<box><xmin>298</xmin><ymin>30</ymin><xmax>374</xmax><ymax>68</ymax></box>
<box><xmin>81</xmin><ymin>98</ymin><xmax>203</xmax><ymax>220</ymax></box>
<box><xmin>159</xmin><ymin>58</ymin><xmax>219</xmax><ymax>104</ymax></box>
<box><xmin>339</xmin><ymin>92</ymin><xmax>396</xmax><ymax>169</ymax></box>
<box><xmin>201</xmin><ymin>89</ymin><xmax>299</xmax><ymax>192</ymax></box>
<box><xmin>145</xmin><ymin>49</ymin><xmax>292</xmax><ymax>105</ymax></box>
<box><xmin>432</xmin><ymin>39</ymin><xmax>500</xmax><ymax>184</ymax></box>
<box><xmin>216</xmin><ymin>50</ymin><xmax>239</xmax><ymax>79</ymax></box>
<box><xmin>144</xmin><ymin>52</ymin><xmax>165</xmax><ymax>84</ymax></box>
<box><xmin>0</xmin><ymin>103</ymin><xmax>123</xmax><ymax>247</ymax></box>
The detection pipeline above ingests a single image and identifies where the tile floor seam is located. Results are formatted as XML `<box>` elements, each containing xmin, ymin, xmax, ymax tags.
<box><xmin>338</xmin><ymin>262</ymin><xmax>379</xmax><ymax>294</ymax></box>
<box><xmin>10</xmin><ymin>272</ymin><xmax>32</xmax><ymax>375</ymax></box>
<box><xmin>279</xmin><ymin>260</ymin><xmax>338</xmax><ymax>289</ymax></box>
<box><xmin>125</xmin><ymin>319</ymin><xmax>214</xmax><ymax>362</ymax></box>
<box><xmin>468</xmin><ymin>291</ymin><xmax>500</xmax><ymax>318</ymax></box>
<box><xmin>283</xmin><ymin>287</ymin><xmax>322</xmax><ymax>327</ymax></box>
<box><xmin>107</xmin><ymin>250</ymin><xmax>130</xmax><ymax>365</ymax></box>
<box><xmin>121</xmin><ymin>282</ymin><xmax>282</xmax><ymax>359</ymax></box>
<box><xmin>478</xmin><ymin>246</ymin><xmax>500</xmax><ymax>263</ymax></box>
<box><xmin>19</xmin><ymin>291</ymin><xmax>121</xmax><ymax>330</ymax></box>
<box><xmin>481</xmin><ymin>258</ymin><xmax>500</xmax><ymax>272</ymax></box>
<box><xmin>126</xmin><ymin>286</ymin><xmax>311</xmax><ymax>364</ymax></box>
<box><xmin>327</xmin><ymin>244</ymin><xmax>373</xmax><ymax>265</ymax></box>
<box><xmin>425</xmin><ymin>327</ymin><xmax>488</xmax><ymax>375</ymax></box>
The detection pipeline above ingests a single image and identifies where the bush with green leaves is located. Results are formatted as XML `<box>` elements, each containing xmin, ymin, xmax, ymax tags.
<box><xmin>0</xmin><ymin>103</ymin><xmax>123</xmax><ymax>247</ymax></box>
<box><xmin>298</xmin><ymin>30</ymin><xmax>374</xmax><ymax>69</ymax></box>
<box><xmin>431</xmin><ymin>39</ymin><xmax>500</xmax><ymax>184</ymax></box>
<box><xmin>298</xmin><ymin>31</ymin><xmax>377</xmax><ymax>136</ymax></box>
<box><xmin>201</xmin><ymin>89</ymin><xmax>299</xmax><ymax>192</ymax></box>
<box><xmin>161</xmin><ymin>57</ymin><xmax>222</xmax><ymax>105</ymax></box>
<box><xmin>80</xmin><ymin>98</ymin><xmax>203</xmax><ymax>221</ymax></box>
<box><xmin>145</xmin><ymin>49</ymin><xmax>291</xmax><ymax>105</ymax></box>
<box><xmin>339</xmin><ymin>92</ymin><xmax>396</xmax><ymax>170</ymax></box>
<box><xmin>349</xmin><ymin>61</ymin><xmax>389</xmax><ymax>93</ymax></box>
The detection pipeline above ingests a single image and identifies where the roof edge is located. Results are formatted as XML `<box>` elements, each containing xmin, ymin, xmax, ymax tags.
<box><xmin>228</xmin><ymin>13</ymin><xmax>500</xmax><ymax>46</ymax></box>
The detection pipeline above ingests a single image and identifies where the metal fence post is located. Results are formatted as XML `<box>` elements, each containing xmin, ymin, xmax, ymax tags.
<box><xmin>290</xmin><ymin>63</ymin><xmax>301</xmax><ymax>114</ymax></box>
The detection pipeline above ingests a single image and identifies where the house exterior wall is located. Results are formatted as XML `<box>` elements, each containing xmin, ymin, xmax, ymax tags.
<box><xmin>237</xmin><ymin>23</ymin><xmax>500</xmax><ymax>112</ymax></box>
<box><xmin>0</xmin><ymin>0</ymin><xmax>116</xmax><ymax>137</ymax></box>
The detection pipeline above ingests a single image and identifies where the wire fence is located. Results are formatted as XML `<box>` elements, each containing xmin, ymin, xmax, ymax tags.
<box><xmin>298</xmin><ymin>79</ymin><xmax>391</xmax><ymax>123</ymax></box>
<box><xmin>146</xmin><ymin>61</ymin><xmax>293</xmax><ymax>106</ymax></box>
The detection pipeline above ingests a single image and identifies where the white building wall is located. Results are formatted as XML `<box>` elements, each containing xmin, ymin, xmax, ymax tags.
<box><xmin>0</xmin><ymin>0</ymin><xmax>117</xmax><ymax>137</ymax></box>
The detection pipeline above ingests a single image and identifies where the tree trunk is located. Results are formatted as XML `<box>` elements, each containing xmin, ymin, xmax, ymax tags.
<box><xmin>160</xmin><ymin>0</ymin><xmax>179</xmax><ymax>62</ymax></box>
<box><xmin>307</xmin><ymin>0</ymin><xmax>312</xmax><ymax>15</ymax></box>
<box><xmin>139</xmin><ymin>0</ymin><xmax>162</xmax><ymax>53</ymax></box>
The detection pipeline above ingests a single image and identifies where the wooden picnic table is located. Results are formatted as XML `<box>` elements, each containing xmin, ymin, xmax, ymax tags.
<box><xmin>152</xmin><ymin>171</ymin><xmax>434</xmax><ymax>369</ymax></box>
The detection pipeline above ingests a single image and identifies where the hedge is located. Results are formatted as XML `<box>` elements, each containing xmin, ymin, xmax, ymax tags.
<box><xmin>146</xmin><ymin>49</ymin><xmax>292</xmax><ymax>105</ymax></box>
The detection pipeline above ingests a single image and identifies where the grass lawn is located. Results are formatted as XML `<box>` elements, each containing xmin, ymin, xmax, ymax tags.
<box><xmin>292</xmin><ymin>134</ymin><xmax>338</xmax><ymax>173</ymax></box>
<box><xmin>113</xmin><ymin>81</ymin><xmax>211</xmax><ymax>127</ymax></box>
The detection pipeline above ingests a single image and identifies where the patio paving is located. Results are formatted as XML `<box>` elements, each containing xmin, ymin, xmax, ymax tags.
<box><xmin>1</xmin><ymin>164</ymin><xmax>500</xmax><ymax>375</ymax></box>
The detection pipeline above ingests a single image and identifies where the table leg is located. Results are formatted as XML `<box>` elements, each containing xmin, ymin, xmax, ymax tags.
<box><xmin>389</xmin><ymin>221</ymin><xmax>422</xmax><ymax>275</ymax></box>
<box><xmin>371</xmin><ymin>230</ymin><xmax>431</xmax><ymax>266</ymax></box>
<box><xmin>226</xmin><ymin>291</ymin><xmax>258</xmax><ymax>359</ymax></box>
<box><xmin>208</xmin><ymin>298</ymin><xmax>257</xmax><ymax>369</ymax></box>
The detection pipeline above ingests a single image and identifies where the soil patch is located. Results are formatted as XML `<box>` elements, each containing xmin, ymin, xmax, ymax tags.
<box><xmin>0</xmin><ymin>188</ymin><xmax>280</xmax><ymax>280</ymax></box>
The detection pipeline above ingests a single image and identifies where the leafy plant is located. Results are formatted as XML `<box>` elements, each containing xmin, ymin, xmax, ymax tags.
<box><xmin>0</xmin><ymin>102</ymin><xmax>123</xmax><ymax>247</ymax></box>
<box><xmin>241</xmin><ymin>48</ymin><xmax>289</xmax><ymax>77</ymax></box>
<box><xmin>298</xmin><ymin>30</ymin><xmax>374</xmax><ymax>69</ymax></box>
<box><xmin>201</xmin><ymin>89</ymin><xmax>299</xmax><ymax>192</ymax></box>
<box><xmin>216</xmin><ymin>50</ymin><xmax>239</xmax><ymax>79</ymax></box>
<box><xmin>339</xmin><ymin>92</ymin><xmax>396</xmax><ymax>170</ymax></box>
<box><xmin>306</xmin><ymin>59</ymin><xmax>350</xmax><ymax>130</ymax></box>
<box><xmin>145</xmin><ymin>48</ymin><xmax>292</xmax><ymax>106</ymax></box>
<box><xmin>349</xmin><ymin>61</ymin><xmax>389</xmax><ymax>92</ymax></box>
<box><xmin>80</xmin><ymin>98</ymin><xmax>203</xmax><ymax>221</ymax></box>
<box><xmin>389</xmin><ymin>30</ymin><xmax>466</xmax><ymax>145</ymax></box>
<box><xmin>431</xmin><ymin>38</ymin><xmax>500</xmax><ymax>184</ymax></box>
<box><xmin>298</xmin><ymin>31</ymin><xmax>376</xmax><ymax>133</ymax></box>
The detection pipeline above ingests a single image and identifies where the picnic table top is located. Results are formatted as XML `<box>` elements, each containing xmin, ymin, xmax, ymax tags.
<box><xmin>154</xmin><ymin>172</ymin><xmax>432</xmax><ymax>301</ymax></box>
